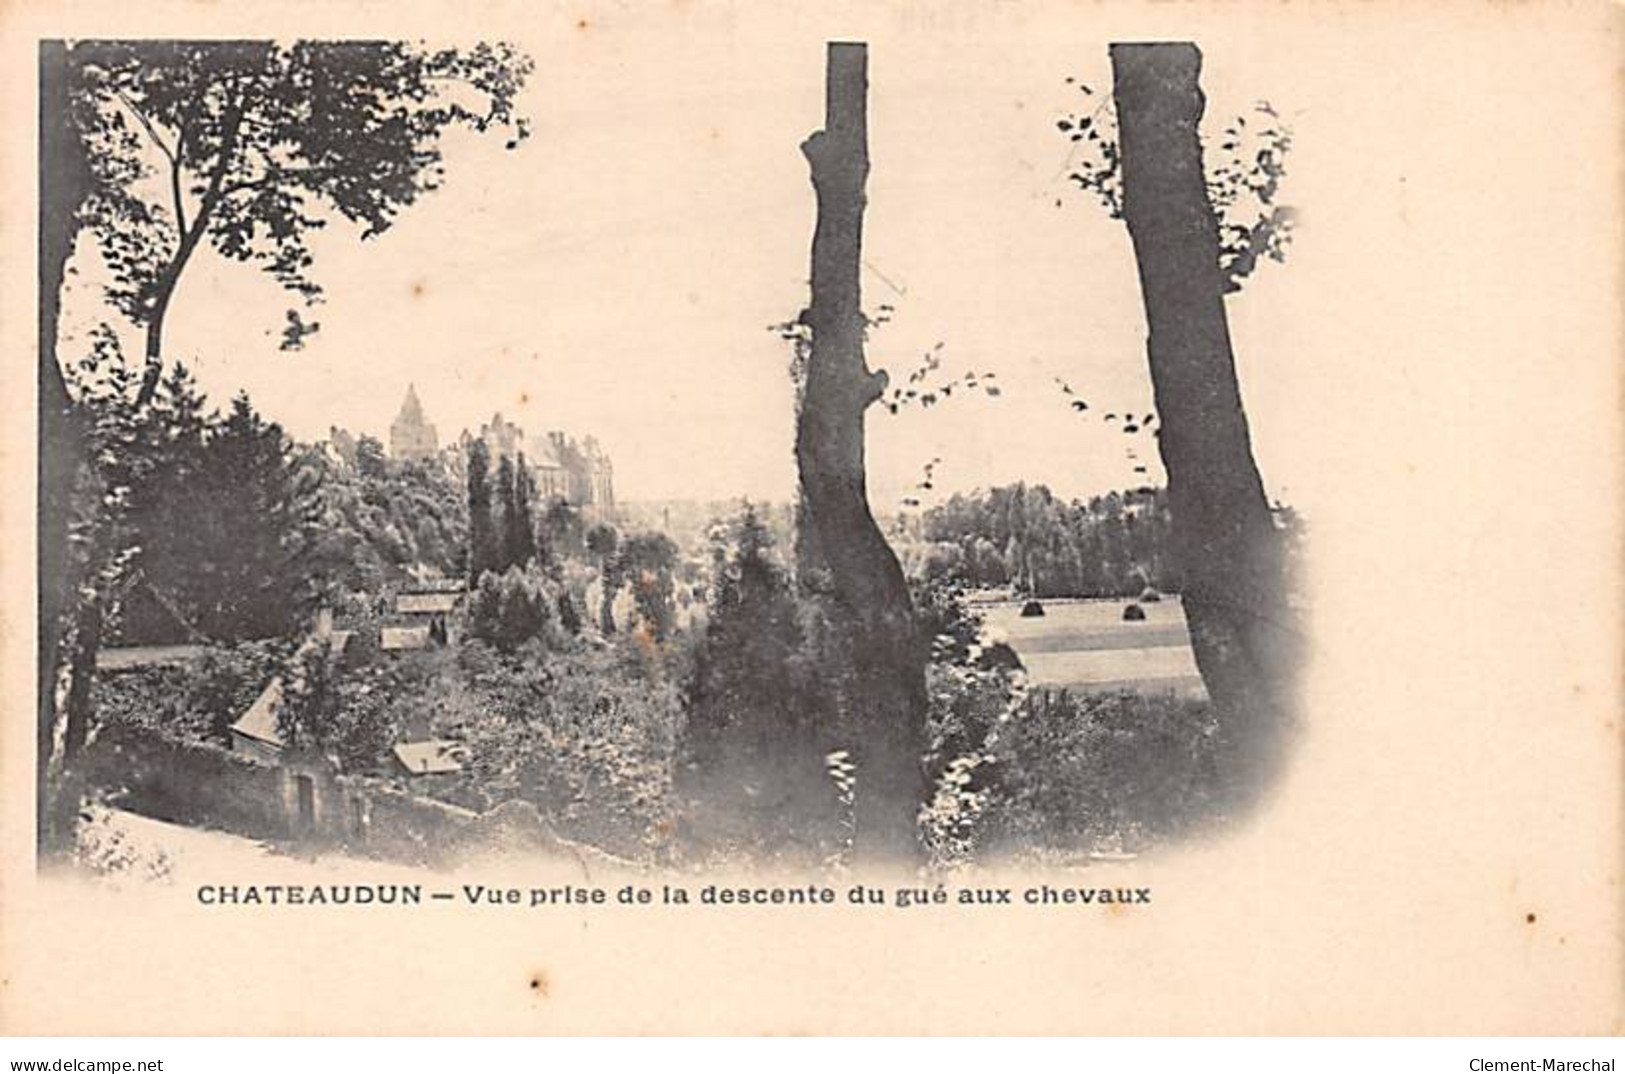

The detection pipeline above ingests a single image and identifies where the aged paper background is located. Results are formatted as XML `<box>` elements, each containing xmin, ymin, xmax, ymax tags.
<box><xmin>1</xmin><ymin>0</ymin><xmax>1620</xmax><ymax>1035</ymax></box>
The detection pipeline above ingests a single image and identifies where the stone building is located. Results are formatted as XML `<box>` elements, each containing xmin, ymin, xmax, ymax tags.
<box><xmin>460</xmin><ymin>410</ymin><xmax>615</xmax><ymax>509</ymax></box>
<box><xmin>475</xmin><ymin>411</ymin><xmax>525</xmax><ymax>462</ymax></box>
<box><xmin>389</xmin><ymin>384</ymin><xmax>439</xmax><ymax>461</ymax></box>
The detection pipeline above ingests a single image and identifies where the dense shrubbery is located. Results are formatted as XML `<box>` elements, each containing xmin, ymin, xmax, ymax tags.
<box><xmin>188</xmin><ymin>642</ymin><xmax>289</xmax><ymax>737</ymax></box>
<box><xmin>468</xmin><ymin>565</ymin><xmax>562</xmax><ymax>653</ymax></box>
<box><xmin>94</xmin><ymin>641</ymin><xmax>288</xmax><ymax>744</ymax></box>
<box><xmin>986</xmin><ymin>689</ymin><xmax>1220</xmax><ymax>855</ymax></box>
<box><xmin>277</xmin><ymin>639</ymin><xmax>417</xmax><ymax>774</ymax></box>
<box><xmin>914</xmin><ymin>583</ymin><xmax>1222</xmax><ymax>862</ymax></box>
<box><xmin>449</xmin><ymin>640</ymin><xmax>683</xmax><ymax>858</ymax></box>
<box><xmin>86</xmin><ymin>360</ymin><xmax>332</xmax><ymax>646</ymax></box>
<box><xmin>305</xmin><ymin>440</ymin><xmax>469</xmax><ymax>593</ymax></box>
<box><xmin>620</xmin><ymin>532</ymin><xmax>680</xmax><ymax>642</ymax></box>
<box><xmin>664</xmin><ymin>510</ymin><xmax>1227</xmax><ymax>866</ymax></box>
<box><xmin>676</xmin><ymin>505</ymin><xmax>848</xmax><ymax>863</ymax></box>
<box><xmin>93</xmin><ymin>665</ymin><xmax>211</xmax><ymax>741</ymax></box>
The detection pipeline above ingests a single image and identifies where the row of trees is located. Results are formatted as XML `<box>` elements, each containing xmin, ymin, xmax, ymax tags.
<box><xmin>465</xmin><ymin>440</ymin><xmax>541</xmax><ymax>584</ymax></box>
<box><xmin>464</xmin><ymin>439</ymin><xmax>685</xmax><ymax>643</ymax></box>
<box><xmin>916</xmin><ymin>484</ymin><xmax>1174</xmax><ymax>597</ymax></box>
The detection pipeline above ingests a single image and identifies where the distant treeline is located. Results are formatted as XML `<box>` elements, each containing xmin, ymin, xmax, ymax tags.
<box><xmin>915</xmin><ymin>483</ymin><xmax>1174</xmax><ymax>598</ymax></box>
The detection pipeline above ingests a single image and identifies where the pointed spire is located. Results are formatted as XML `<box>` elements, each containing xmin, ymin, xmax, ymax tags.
<box><xmin>390</xmin><ymin>383</ymin><xmax>437</xmax><ymax>460</ymax></box>
<box><xmin>398</xmin><ymin>383</ymin><xmax>425</xmax><ymax>422</ymax></box>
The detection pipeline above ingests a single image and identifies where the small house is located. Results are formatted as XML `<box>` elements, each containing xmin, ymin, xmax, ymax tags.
<box><xmin>394</xmin><ymin>589</ymin><xmax>460</xmax><ymax>646</ymax></box>
<box><xmin>226</xmin><ymin>630</ymin><xmax>352</xmax><ymax>764</ymax></box>
<box><xmin>381</xmin><ymin>625</ymin><xmax>433</xmax><ymax>652</ymax></box>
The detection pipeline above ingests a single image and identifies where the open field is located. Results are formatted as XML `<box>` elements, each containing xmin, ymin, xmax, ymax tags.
<box><xmin>979</xmin><ymin>597</ymin><xmax>1207</xmax><ymax>699</ymax></box>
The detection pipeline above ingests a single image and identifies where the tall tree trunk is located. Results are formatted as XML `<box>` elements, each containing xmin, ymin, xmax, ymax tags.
<box><xmin>60</xmin><ymin>596</ymin><xmax>104</xmax><ymax>763</ymax></box>
<box><xmin>134</xmin><ymin>94</ymin><xmax>244</xmax><ymax>407</ymax></box>
<box><xmin>598</xmin><ymin>573</ymin><xmax>616</xmax><ymax>635</ymax></box>
<box><xmin>797</xmin><ymin>42</ymin><xmax>926</xmax><ymax>863</ymax></box>
<box><xmin>38</xmin><ymin>41</ymin><xmax>92</xmax><ymax>853</ymax></box>
<box><xmin>1110</xmin><ymin>43</ymin><xmax>1298</xmax><ymax>800</ymax></box>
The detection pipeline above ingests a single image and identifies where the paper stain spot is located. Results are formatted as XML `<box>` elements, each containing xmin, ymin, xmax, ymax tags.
<box><xmin>519</xmin><ymin>391</ymin><xmax>530</xmax><ymax>405</ymax></box>
<box><xmin>576</xmin><ymin>18</ymin><xmax>589</xmax><ymax>30</ymax></box>
<box><xmin>410</xmin><ymin>280</ymin><xmax>428</xmax><ymax>299</ymax></box>
<box><xmin>529</xmin><ymin>971</ymin><xmax>550</xmax><ymax>997</ymax></box>
<box><xmin>1525</xmin><ymin>912</ymin><xmax>1537</xmax><ymax>924</ymax></box>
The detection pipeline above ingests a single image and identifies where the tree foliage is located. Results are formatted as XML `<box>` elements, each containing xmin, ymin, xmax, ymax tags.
<box><xmin>585</xmin><ymin>523</ymin><xmax>622</xmax><ymax>634</ymax></box>
<box><xmin>914</xmin><ymin>483</ymin><xmax>1174</xmax><ymax>598</ymax></box>
<box><xmin>301</xmin><ymin>444</ymin><xmax>468</xmax><ymax>594</ymax></box>
<box><xmin>67</xmin><ymin>39</ymin><xmax>534</xmax><ymax>398</ymax></box>
<box><xmin>68</xmin><ymin>339</ymin><xmax>327</xmax><ymax>645</ymax></box>
<box><xmin>276</xmin><ymin>638</ymin><xmax>399</xmax><ymax>772</ymax></box>
<box><xmin>679</xmin><ymin>505</ymin><xmax>844</xmax><ymax>859</ymax></box>
<box><xmin>619</xmin><ymin>532</ymin><xmax>679</xmax><ymax>642</ymax></box>
<box><xmin>1058</xmin><ymin>82</ymin><xmax>1296</xmax><ymax>293</ymax></box>
<box><xmin>465</xmin><ymin>438</ymin><xmax>499</xmax><ymax>586</ymax></box>
<box><xmin>505</xmin><ymin>453</ymin><xmax>540</xmax><ymax>571</ymax></box>
<box><xmin>467</xmin><ymin>565</ymin><xmax>559</xmax><ymax>653</ymax></box>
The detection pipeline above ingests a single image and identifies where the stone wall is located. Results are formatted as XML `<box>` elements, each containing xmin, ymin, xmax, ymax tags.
<box><xmin>82</xmin><ymin>725</ymin><xmax>299</xmax><ymax>842</ymax></box>
<box><xmin>80</xmin><ymin>725</ymin><xmax>621</xmax><ymax>871</ymax></box>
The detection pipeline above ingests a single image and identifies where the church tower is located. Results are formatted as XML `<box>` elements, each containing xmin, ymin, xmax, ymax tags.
<box><xmin>389</xmin><ymin>384</ymin><xmax>439</xmax><ymax>461</ymax></box>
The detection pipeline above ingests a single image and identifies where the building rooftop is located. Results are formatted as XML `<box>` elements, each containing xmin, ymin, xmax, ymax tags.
<box><xmin>394</xmin><ymin>383</ymin><xmax>426</xmax><ymax>425</ymax></box>
<box><xmin>226</xmin><ymin>630</ymin><xmax>353</xmax><ymax>750</ymax></box>
<box><xmin>381</xmin><ymin>625</ymin><xmax>432</xmax><ymax>651</ymax></box>
<box><xmin>230</xmin><ymin>679</ymin><xmax>285</xmax><ymax>747</ymax></box>
<box><xmin>395</xmin><ymin>592</ymin><xmax>460</xmax><ymax>615</ymax></box>
<box><xmin>392</xmin><ymin>740</ymin><xmax>466</xmax><ymax>776</ymax></box>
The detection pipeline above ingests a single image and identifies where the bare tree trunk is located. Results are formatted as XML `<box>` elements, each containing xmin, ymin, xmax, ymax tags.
<box><xmin>797</xmin><ymin>42</ymin><xmax>926</xmax><ymax>863</ymax></box>
<box><xmin>1110</xmin><ymin>43</ymin><xmax>1298</xmax><ymax>800</ymax></box>
<box><xmin>598</xmin><ymin>581</ymin><xmax>616</xmax><ymax>635</ymax></box>
<box><xmin>38</xmin><ymin>41</ymin><xmax>92</xmax><ymax>853</ymax></box>
<box><xmin>134</xmin><ymin>95</ymin><xmax>244</xmax><ymax>407</ymax></box>
<box><xmin>60</xmin><ymin>597</ymin><xmax>104</xmax><ymax>763</ymax></box>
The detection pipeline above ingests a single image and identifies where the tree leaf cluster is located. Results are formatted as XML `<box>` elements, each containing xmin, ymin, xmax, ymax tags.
<box><xmin>1057</xmin><ymin>84</ymin><xmax>1296</xmax><ymax>292</ymax></box>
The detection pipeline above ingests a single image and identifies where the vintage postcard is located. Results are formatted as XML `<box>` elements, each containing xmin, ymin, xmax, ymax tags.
<box><xmin>1</xmin><ymin>0</ymin><xmax>1620</xmax><ymax>1036</ymax></box>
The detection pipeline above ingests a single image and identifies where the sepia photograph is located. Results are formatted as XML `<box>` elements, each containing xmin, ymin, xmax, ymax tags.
<box><xmin>33</xmin><ymin>30</ymin><xmax>1307</xmax><ymax>879</ymax></box>
<box><xmin>2</xmin><ymin>0</ymin><xmax>1620</xmax><ymax>1039</ymax></box>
